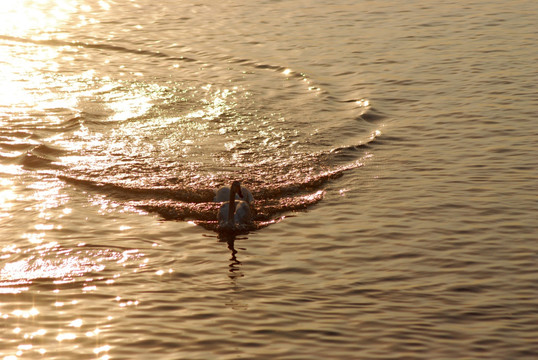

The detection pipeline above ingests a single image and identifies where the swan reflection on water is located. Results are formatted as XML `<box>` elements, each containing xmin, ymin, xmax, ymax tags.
<box><xmin>217</xmin><ymin>232</ymin><xmax>245</xmax><ymax>279</ymax></box>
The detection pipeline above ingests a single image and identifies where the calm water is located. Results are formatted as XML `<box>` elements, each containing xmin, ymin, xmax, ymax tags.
<box><xmin>1</xmin><ymin>0</ymin><xmax>537</xmax><ymax>359</ymax></box>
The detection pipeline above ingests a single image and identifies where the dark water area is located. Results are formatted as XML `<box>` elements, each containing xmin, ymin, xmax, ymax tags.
<box><xmin>1</xmin><ymin>0</ymin><xmax>537</xmax><ymax>359</ymax></box>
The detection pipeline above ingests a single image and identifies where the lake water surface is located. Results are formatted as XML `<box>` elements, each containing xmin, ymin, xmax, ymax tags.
<box><xmin>0</xmin><ymin>0</ymin><xmax>536</xmax><ymax>359</ymax></box>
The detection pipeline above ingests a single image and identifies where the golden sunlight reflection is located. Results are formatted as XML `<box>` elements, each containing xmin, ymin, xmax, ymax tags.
<box><xmin>186</xmin><ymin>87</ymin><xmax>235</xmax><ymax>122</ymax></box>
<box><xmin>56</xmin><ymin>332</ymin><xmax>77</xmax><ymax>341</ymax></box>
<box><xmin>69</xmin><ymin>319</ymin><xmax>83</xmax><ymax>327</ymax></box>
<box><xmin>0</xmin><ymin>1</ymin><xmax>110</xmax><ymax>39</ymax></box>
<box><xmin>1</xmin><ymin>256</ymin><xmax>106</xmax><ymax>281</ymax></box>
<box><xmin>94</xmin><ymin>345</ymin><xmax>111</xmax><ymax>354</ymax></box>
<box><xmin>1</xmin><ymin>240</ymin><xmax>144</xmax><ymax>296</ymax></box>
<box><xmin>11</xmin><ymin>308</ymin><xmax>40</xmax><ymax>318</ymax></box>
<box><xmin>0</xmin><ymin>282</ymin><xmax>29</xmax><ymax>295</ymax></box>
<box><xmin>0</xmin><ymin>43</ymin><xmax>70</xmax><ymax>123</ymax></box>
<box><xmin>0</xmin><ymin>2</ymin><xmax>107</xmax><ymax>132</ymax></box>
<box><xmin>356</xmin><ymin>98</ymin><xmax>370</xmax><ymax>107</ymax></box>
<box><xmin>101</xmin><ymin>88</ymin><xmax>154</xmax><ymax>122</ymax></box>
<box><xmin>0</xmin><ymin>178</ymin><xmax>16</xmax><ymax>218</ymax></box>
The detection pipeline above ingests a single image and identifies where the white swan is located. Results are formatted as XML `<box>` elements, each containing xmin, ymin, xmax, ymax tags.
<box><xmin>216</xmin><ymin>181</ymin><xmax>253</xmax><ymax>230</ymax></box>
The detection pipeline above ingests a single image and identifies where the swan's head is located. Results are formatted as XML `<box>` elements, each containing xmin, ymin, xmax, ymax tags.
<box><xmin>231</xmin><ymin>180</ymin><xmax>244</xmax><ymax>198</ymax></box>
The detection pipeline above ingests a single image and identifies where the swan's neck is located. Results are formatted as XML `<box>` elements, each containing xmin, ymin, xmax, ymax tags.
<box><xmin>228</xmin><ymin>189</ymin><xmax>236</xmax><ymax>224</ymax></box>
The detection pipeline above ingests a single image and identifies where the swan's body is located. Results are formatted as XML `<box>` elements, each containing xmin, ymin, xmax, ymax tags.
<box><xmin>218</xmin><ymin>200</ymin><xmax>251</xmax><ymax>228</ymax></box>
<box><xmin>216</xmin><ymin>181</ymin><xmax>253</xmax><ymax>231</ymax></box>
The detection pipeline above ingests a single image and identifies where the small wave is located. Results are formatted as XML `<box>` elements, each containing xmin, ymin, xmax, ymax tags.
<box><xmin>31</xmin><ymin>144</ymin><xmax>68</xmax><ymax>157</ymax></box>
<box><xmin>358</xmin><ymin>107</ymin><xmax>386</xmax><ymax>123</ymax></box>
<box><xmin>59</xmin><ymin>175</ymin><xmax>215</xmax><ymax>203</ymax></box>
<box><xmin>0</xmin><ymin>143</ymin><xmax>65</xmax><ymax>171</ymax></box>
<box><xmin>0</xmin><ymin>141</ymin><xmax>35</xmax><ymax>152</ymax></box>
<box><xmin>36</xmin><ymin>116</ymin><xmax>84</xmax><ymax>133</ymax></box>
<box><xmin>251</xmin><ymin>160</ymin><xmax>365</xmax><ymax>200</ymax></box>
<box><xmin>14</xmin><ymin>153</ymin><xmax>62</xmax><ymax>170</ymax></box>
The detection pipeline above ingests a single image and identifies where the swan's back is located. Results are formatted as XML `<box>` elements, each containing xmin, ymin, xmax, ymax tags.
<box><xmin>214</xmin><ymin>186</ymin><xmax>254</xmax><ymax>203</ymax></box>
<box><xmin>217</xmin><ymin>202</ymin><xmax>229</xmax><ymax>224</ymax></box>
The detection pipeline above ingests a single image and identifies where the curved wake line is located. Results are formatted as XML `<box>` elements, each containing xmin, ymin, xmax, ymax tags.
<box><xmin>58</xmin><ymin>155</ymin><xmax>366</xmax><ymax>204</ymax></box>
<box><xmin>0</xmin><ymin>35</ymin><xmax>197</xmax><ymax>63</ymax></box>
<box><xmin>58</xmin><ymin>175</ymin><xmax>216</xmax><ymax>203</ymax></box>
<box><xmin>55</xmin><ymin>133</ymin><xmax>377</xmax><ymax>230</ymax></box>
<box><xmin>131</xmin><ymin>190</ymin><xmax>325</xmax><ymax>232</ymax></box>
<box><xmin>58</xmin><ymin>156</ymin><xmax>366</xmax><ymax>233</ymax></box>
<box><xmin>131</xmin><ymin>190</ymin><xmax>325</xmax><ymax>221</ymax></box>
<box><xmin>0</xmin><ymin>35</ymin><xmax>317</xmax><ymax>91</ymax></box>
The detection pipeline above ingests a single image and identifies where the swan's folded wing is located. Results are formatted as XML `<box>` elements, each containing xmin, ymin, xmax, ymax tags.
<box><xmin>234</xmin><ymin>201</ymin><xmax>252</xmax><ymax>224</ymax></box>
<box><xmin>218</xmin><ymin>202</ymin><xmax>230</xmax><ymax>223</ymax></box>
<box><xmin>214</xmin><ymin>187</ymin><xmax>230</xmax><ymax>202</ymax></box>
<box><xmin>241</xmin><ymin>187</ymin><xmax>255</xmax><ymax>203</ymax></box>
